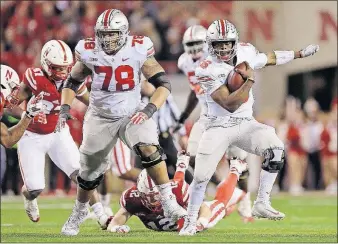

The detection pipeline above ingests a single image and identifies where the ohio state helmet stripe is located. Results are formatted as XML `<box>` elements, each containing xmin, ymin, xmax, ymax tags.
<box><xmin>56</xmin><ymin>40</ymin><xmax>67</xmax><ymax>62</ymax></box>
<box><xmin>220</xmin><ymin>19</ymin><xmax>226</xmax><ymax>37</ymax></box>
<box><xmin>103</xmin><ymin>9</ymin><xmax>113</xmax><ymax>27</ymax></box>
<box><xmin>190</xmin><ymin>26</ymin><xmax>193</xmax><ymax>39</ymax></box>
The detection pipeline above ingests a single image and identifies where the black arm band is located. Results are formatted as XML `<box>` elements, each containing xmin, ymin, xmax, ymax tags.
<box><xmin>63</xmin><ymin>75</ymin><xmax>83</xmax><ymax>92</ymax></box>
<box><xmin>141</xmin><ymin>103</ymin><xmax>157</xmax><ymax>118</ymax></box>
<box><xmin>148</xmin><ymin>72</ymin><xmax>171</xmax><ymax>92</ymax></box>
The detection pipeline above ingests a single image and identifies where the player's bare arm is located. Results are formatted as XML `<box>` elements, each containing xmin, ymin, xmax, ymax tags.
<box><xmin>211</xmin><ymin>66</ymin><xmax>255</xmax><ymax>112</ymax></box>
<box><xmin>0</xmin><ymin>118</ymin><xmax>31</xmax><ymax>148</ymax></box>
<box><xmin>107</xmin><ymin>207</ymin><xmax>132</xmax><ymax>233</ymax></box>
<box><xmin>141</xmin><ymin>56</ymin><xmax>170</xmax><ymax>109</ymax></box>
<box><xmin>255</xmin><ymin>44</ymin><xmax>319</xmax><ymax>68</ymax></box>
<box><xmin>141</xmin><ymin>79</ymin><xmax>156</xmax><ymax>97</ymax></box>
<box><xmin>130</xmin><ymin>57</ymin><xmax>171</xmax><ymax>125</ymax></box>
<box><xmin>74</xmin><ymin>83</ymin><xmax>90</xmax><ymax>106</ymax></box>
<box><xmin>55</xmin><ymin>61</ymin><xmax>91</xmax><ymax>132</ymax></box>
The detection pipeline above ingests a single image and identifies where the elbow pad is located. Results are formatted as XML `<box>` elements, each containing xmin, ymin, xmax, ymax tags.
<box><xmin>63</xmin><ymin>75</ymin><xmax>83</xmax><ymax>92</ymax></box>
<box><xmin>148</xmin><ymin>72</ymin><xmax>171</xmax><ymax>92</ymax></box>
<box><xmin>274</xmin><ymin>51</ymin><xmax>295</xmax><ymax>65</ymax></box>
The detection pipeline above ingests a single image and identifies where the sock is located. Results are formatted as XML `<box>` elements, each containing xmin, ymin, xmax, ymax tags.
<box><xmin>91</xmin><ymin>202</ymin><xmax>105</xmax><ymax>219</ymax></box>
<box><xmin>256</xmin><ymin>170</ymin><xmax>278</xmax><ymax>203</ymax></box>
<box><xmin>76</xmin><ymin>199</ymin><xmax>88</xmax><ymax>211</ymax></box>
<box><xmin>215</xmin><ymin>173</ymin><xmax>238</xmax><ymax>206</ymax></box>
<box><xmin>99</xmin><ymin>193</ymin><xmax>111</xmax><ymax>207</ymax></box>
<box><xmin>186</xmin><ymin>180</ymin><xmax>208</xmax><ymax>224</ymax></box>
<box><xmin>157</xmin><ymin>182</ymin><xmax>175</xmax><ymax>202</ymax></box>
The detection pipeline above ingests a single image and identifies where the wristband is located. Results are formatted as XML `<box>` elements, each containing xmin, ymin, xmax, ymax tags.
<box><xmin>141</xmin><ymin>103</ymin><xmax>157</xmax><ymax>118</ymax></box>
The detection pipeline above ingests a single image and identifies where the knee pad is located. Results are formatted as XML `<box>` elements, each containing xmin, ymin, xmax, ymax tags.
<box><xmin>27</xmin><ymin>189</ymin><xmax>43</xmax><ymax>200</ymax></box>
<box><xmin>133</xmin><ymin>143</ymin><xmax>167</xmax><ymax>168</ymax></box>
<box><xmin>77</xmin><ymin>174</ymin><xmax>104</xmax><ymax>191</ymax></box>
<box><xmin>262</xmin><ymin>147</ymin><xmax>285</xmax><ymax>173</ymax></box>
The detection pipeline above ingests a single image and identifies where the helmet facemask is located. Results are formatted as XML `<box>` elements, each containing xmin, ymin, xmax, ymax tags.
<box><xmin>212</xmin><ymin>40</ymin><xmax>237</xmax><ymax>62</ymax></box>
<box><xmin>1</xmin><ymin>82</ymin><xmax>20</xmax><ymax>109</ymax></box>
<box><xmin>139</xmin><ymin>190</ymin><xmax>161</xmax><ymax>212</ymax></box>
<box><xmin>184</xmin><ymin>41</ymin><xmax>206</xmax><ymax>60</ymax></box>
<box><xmin>96</xmin><ymin>30</ymin><xmax>126</xmax><ymax>55</ymax></box>
<box><xmin>48</xmin><ymin>64</ymin><xmax>72</xmax><ymax>82</ymax></box>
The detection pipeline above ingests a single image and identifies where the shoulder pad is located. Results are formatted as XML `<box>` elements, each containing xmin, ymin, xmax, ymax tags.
<box><xmin>131</xmin><ymin>35</ymin><xmax>155</xmax><ymax>58</ymax></box>
<box><xmin>75</xmin><ymin>38</ymin><xmax>97</xmax><ymax>62</ymax></box>
<box><xmin>22</xmin><ymin>67</ymin><xmax>45</xmax><ymax>91</ymax></box>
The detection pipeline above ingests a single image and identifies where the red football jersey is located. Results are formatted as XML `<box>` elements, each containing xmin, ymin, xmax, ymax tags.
<box><xmin>286</xmin><ymin>123</ymin><xmax>306</xmax><ymax>155</ymax></box>
<box><xmin>321</xmin><ymin>123</ymin><xmax>337</xmax><ymax>156</ymax></box>
<box><xmin>120</xmin><ymin>179</ymin><xmax>189</xmax><ymax>231</ymax></box>
<box><xmin>22</xmin><ymin>67</ymin><xmax>85</xmax><ymax>134</ymax></box>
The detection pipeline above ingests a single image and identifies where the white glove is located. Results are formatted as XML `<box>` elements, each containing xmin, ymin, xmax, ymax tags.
<box><xmin>300</xmin><ymin>44</ymin><xmax>319</xmax><ymax>58</ymax></box>
<box><xmin>25</xmin><ymin>92</ymin><xmax>47</xmax><ymax>118</ymax></box>
<box><xmin>107</xmin><ymin>225</ymin><xmax>130</xmax><ymax>233</ymax></box>
<box><xmin>176</xmin><ymin>151</ymin><xmax>190</xmax><ymax>170</ymax></box>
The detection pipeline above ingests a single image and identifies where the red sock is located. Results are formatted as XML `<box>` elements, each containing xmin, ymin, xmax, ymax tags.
<box><xmin>215</xmin><ymin>173</ymin><xmax>238</xmax><ymax>206</ymax></box>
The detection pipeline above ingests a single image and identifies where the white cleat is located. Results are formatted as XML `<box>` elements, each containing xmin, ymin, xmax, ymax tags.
<box><xmin>98</xmin><ymin>214</ymin><xmax>113</xmax><ymax>230</ymax></box>
<box><xmin>237</xmin><ymin>192</ymin><xmax>254</xmax><ymax>223</ymax></box>
<box><xmin>161</xmin><ymin>196</ymin><xmax>187</xmax><ymax>222</ymax></box>
<box><xmin>23</xmin><ymin>198</ymin><xmax>40</xmax><ymax>222</ymax></box>
<box><xmin>61</xmin><ymin>206</ymin><xmax>89</xmax><ymax>236</ymax></box>
<box><xmin>229</xmin><ymin>158</ymin><xmax>248</xmax><ymax>177</ymax></box>
<box><xmin>252</xmin><ymin>201</ymin><xmax>285</xmax><ymax>221</ymax></box>
<box><xmin>179</xmin><ymin>217</ymin><xmax>197</xmax><ymax>236</ymax></box>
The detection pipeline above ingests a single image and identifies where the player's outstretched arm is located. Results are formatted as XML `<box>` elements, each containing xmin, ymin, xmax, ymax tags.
<box><xmin>211</xmin><ymin>65</ymin><xmax>255</xmax><ymax>112</ymax></box>
<box><xmin>254</xmin><ymin>44</ymin><xmax>319</xmax><ymax>68</ymax></box>
<box><xmin>107</xmin><ymin>207</ymin><xmax>132</xmax><ymax>233</ymax></box>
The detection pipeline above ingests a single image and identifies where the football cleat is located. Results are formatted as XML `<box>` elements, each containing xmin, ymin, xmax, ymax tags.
<box><xmin>179</xmin><ymin>217</ymin><xmax>197</xmax><ymax>236</ymax></box>
<box><xmin>252</xmin><ymin>201</ymin><xmax>285</xmax><ymax>220</ymax></box>
<box><xmin>61</xmin><ymin>206</ymin><xmax>89</xmax><ymax>236</ymax></box>
<box><xmin>23</xmin><ymin>197</ymin><xmax>40</xmax><ymax>222</ymax></box>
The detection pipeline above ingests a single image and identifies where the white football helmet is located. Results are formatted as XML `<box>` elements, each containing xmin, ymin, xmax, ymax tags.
<box><xmin>206</xmin><ymin>19</ymin><xmax>239</xmax><ymax>62</ymax></box>
<box><xmin>182</xmin><ymin>25</ymin><xmax>207</xmax><ymax>59</ymax></box>
<box><xmin>95</xmin><ymin>9</ymin><xmax>129</xmax><ymax>54</ymax></box>
<box><xmin>0</xmin><ymin>64</ymin><xmax>20</xmax><ymax>108</ymax></box>
<box><xmin>137</xmin><ymin>169</ymin><xmax>161</xmax><ymax>211</ymax></box>
<box><xmin>40</xmin><ymin>40</ymin><xmax>73</xmax><ymax>82</ymax></box>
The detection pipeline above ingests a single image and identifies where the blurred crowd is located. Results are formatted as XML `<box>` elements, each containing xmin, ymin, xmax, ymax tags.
<box><xmin>0</xmin><ymin>1</ymin><xmax>336</xmax><ymax>196</ymax></box>
<box><xmin>1</xmin><ymin>0</ymin><xmax>231</xmax><ymax>74</ymax></box>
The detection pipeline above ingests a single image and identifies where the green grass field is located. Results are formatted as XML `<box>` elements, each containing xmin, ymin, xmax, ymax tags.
<box><xmin>1</xmin><ymin>193</ymin><xmax>337</xmax><ymax>243</ymax></box>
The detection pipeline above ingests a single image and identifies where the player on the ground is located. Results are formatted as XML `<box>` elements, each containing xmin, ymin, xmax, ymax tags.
<box><xmin>106</xmin><ymin>151</ymin><xmax>248</xmax><ymax>233</ymax></box>
<box><xmin>174</xmin><ymin>25</ymin><xmax>253</xmax><ymax>221</ymax></box>
<box><xmin>11</xmin><ymin>40</ymin><xmax>111</xmax><ymax>227</ymax></box>
<box><xmin>0</xmin><ymin>65</ymin><xmax>46</xmax><ymax>148</ymax></box>
<box><xmin>55</xmin><ymin>9</ymin><xmax>186</xmax><ymax>236</ymax></box>
<box><xmin>179</xmin><ymin>19</ymin><xmax>319</xmax><ymax>235</ymax></box>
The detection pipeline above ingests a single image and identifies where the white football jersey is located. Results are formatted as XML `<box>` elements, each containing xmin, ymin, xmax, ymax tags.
<box><xmin>177</xmin><ymin>49</ymin><xmax>208</xmax><ymax>115</ymax></box>
<box><xmin>195</xmin><ymin>42</ymin><xmax>259</xmax><ymax>118</ymax></box>
<box><xmin>75</xmin><ymin>35</ymin><xmax>155</xmax><ymax>118</ymax></box>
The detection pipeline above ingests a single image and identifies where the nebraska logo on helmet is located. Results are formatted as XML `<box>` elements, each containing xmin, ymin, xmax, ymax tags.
<box><xmin>1</xmin><ymin>65</ymin><xmax>20</xmax><ymax>108</ymax></box>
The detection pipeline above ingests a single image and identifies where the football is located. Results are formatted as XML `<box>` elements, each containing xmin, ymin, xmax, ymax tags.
<box><xmin>226</xmin><ymin>62</ymin><xmax>249</xmax><ymax>92</ymax></box>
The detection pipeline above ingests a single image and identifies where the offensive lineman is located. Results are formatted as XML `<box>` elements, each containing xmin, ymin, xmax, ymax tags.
<box><xmin>55</xmin><ymin>9</ymin><xmax>186</xmax><ymax>236</ymax></box>
<box><xmin>180</xmin><ymin>19</ymin><xmax>319</xmax><ymax>235</ymax></box>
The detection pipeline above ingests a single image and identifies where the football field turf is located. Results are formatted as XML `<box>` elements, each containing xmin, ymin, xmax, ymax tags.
<box><xmin>1</xmin><ymin>193</ymin><xmax>337</xmax><ymax>243</ymax></box>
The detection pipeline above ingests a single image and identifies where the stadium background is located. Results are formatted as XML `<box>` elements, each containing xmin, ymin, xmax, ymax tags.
<box><xmin>0</xmin><ymin>1</ymin><xmax>337</xmax><ymax>197</ymax></box>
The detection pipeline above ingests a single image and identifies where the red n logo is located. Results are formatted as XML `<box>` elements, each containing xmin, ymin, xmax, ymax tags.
<box><xmin>5</xmin><ymin>70</ymin><xmax>12</xmax><ymax>80</ymax></box>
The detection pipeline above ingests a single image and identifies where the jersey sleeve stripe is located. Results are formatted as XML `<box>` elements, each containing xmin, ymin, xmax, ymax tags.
<box><xmin>197</xmin><ymin>76</ymin><xmax>214</xmax><ymax>82</ymax></box>
<box><xmin>120</xmin><ymin>189</ymin><xmax>128</xmax><ymax>208</ymax></box>
<box><xmin>25</xmin><ymin>69</ymin><xmax>37</xmax><ymax>90</ymax></box>
<box><xmin>147</xmin><ymin>47</ymin><xmax>155</xmax><ymax>57</ymax></box>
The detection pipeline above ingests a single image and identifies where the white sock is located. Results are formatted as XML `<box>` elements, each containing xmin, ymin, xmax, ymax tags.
<box><xmin>157</xmin><ymin>182</ymin><xmax>175</xmax><ymax>202</ymax></box>
<box><xmin>256</xmin><ymin>170</ymin><xmax>278</xmax><ymax>203</ymax></box>
<box><xmin>187</xmin><ymin>180</ymin><xmax>208</xmax><ymax>223</ymax></box>
<box><xmin>91</xmin><ymin>202</ymin><xmax>105</xmax><ymax>219</ymax></box>
<box><xmin>76</xmin><ymin>200</ymin><xmax>88</xmax><ymax>211</ymax></box>
<box><xmin>99</xmin><ymin>193</ymin><xmax>111</xmax><ymax>207</ymax></box>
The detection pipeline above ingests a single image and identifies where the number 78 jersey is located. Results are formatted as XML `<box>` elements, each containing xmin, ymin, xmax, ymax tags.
<box><xmin>75</xmin><ymin>35</ymin><xmax>155</xmax><ymax>118</ymax></box>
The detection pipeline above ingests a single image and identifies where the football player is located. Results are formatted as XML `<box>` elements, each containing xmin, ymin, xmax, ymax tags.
<box><xmin>0</xmin><ymin>65</ymin><xmax>45</xmax><ymax>148</ymax></box>
<box><xmin>180</xmin><ymin>20</ymin><xmax>319</xmax><ymax>235</ymax></box>
<box><xmin>10</xmin><ymin>40</ymin><xmax>111</xmax><ymax>228</ymax></box>
<box><xmin>55</xmin><ymin>9</ymin><xmax>186</xmax><ymax>236</ymax></box>
<box><xmin>174</xmin><ymin>25</ymin><xmax>253</xmax><ymax>221</ymax></box>
<box><xmin>107</xmin><ymin>152</ymin><xmax>248</xmax><ymax>233</ymax></box>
